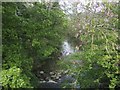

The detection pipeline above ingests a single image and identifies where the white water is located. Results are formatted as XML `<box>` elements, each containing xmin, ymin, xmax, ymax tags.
<box><xmin>62</xmin><ymin>40</ymin><xmax>74</xmax><ymax>56</ymax></box>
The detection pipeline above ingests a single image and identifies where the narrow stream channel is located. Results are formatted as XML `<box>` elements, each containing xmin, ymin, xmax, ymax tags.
<box><xmin>38</xmin><ymin>40</ymin><xmax>79</xmax><ymax>88</ymax></box>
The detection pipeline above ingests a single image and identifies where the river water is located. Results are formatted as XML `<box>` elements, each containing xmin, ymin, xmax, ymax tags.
<box><xmin>38</xmin><ymin>40</ymin><xmax>80</xmax><ymax>88</ymax></box>
<box><xmin>61</xmin><ymin>40</ymin><xmax>75</xmax><ymax>56</ymax></box>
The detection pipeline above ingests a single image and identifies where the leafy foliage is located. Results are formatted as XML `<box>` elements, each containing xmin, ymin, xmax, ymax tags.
<box><xmin>1</xmin><ymin>66</ymin><xmax>32</xmax><ymax>88</ymax></box>
<box><xmin>58</xmin><ymin>2</ymin><xmax>120</xmax><ymax>88</ymax></box>
<box><xmin>2</xmin><ymin>1</ymin><xmax>119</xmax><ymax>89</ymax></box>
<box><xmin>2</xmin><ymin>2</ymin><xmax>67</xmax><ymax>88</ymax></box>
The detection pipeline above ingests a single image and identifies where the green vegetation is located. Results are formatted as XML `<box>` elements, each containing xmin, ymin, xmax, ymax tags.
<box><xmin>58</xmin><ymin>2</ymin><xmax>120</xmax><ymax>88</ymax></box>
<box><xmin>1</xmin><ymin>1</ymin><xmax>120</xmax><ymax>89</ymax></box>
<box><xmin>2</xmin><ymin>2</ymin><xmax>67</xmax><ymax>88</ymax></box>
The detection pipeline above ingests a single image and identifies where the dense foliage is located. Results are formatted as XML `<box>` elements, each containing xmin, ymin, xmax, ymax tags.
<box><xmin>2</xmin><ymin>2</ymin><xmax>67</xmax><ymax>88</ymax></box>
<box><xmin>1</xmin><ymin>1</ymin><xmax>119</xmax><ymax>89</ymax></box>
<box><xmin>58</xmin><ymin>2</ymin><xmax>120</xmax><ymax>88</ymax></box>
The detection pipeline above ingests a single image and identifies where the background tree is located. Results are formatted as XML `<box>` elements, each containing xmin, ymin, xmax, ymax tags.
<box><xmin>1</xmin><ymin>2</ymin><xmax>68</xmax><ymax>88</ymax></box>
<box><xmin>58</xmin><ymin>1</ymin><xmax>120</xmax><ymax>88</ymax></box>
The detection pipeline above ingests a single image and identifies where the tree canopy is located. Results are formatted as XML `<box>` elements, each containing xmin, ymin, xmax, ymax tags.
<box><xmin>58</xmin><ymin>1</ymin><xmax>120</xmax><ymax>88</ymax></box>
<box><xmin>2</xmin><ymin>2</ymin><xmax>68</xmax><ymax>88</ymax></box>
<box><xmin>1</xmin><ymin>1</ymin><xmax>120</xmax><ymax>89</ymax></box>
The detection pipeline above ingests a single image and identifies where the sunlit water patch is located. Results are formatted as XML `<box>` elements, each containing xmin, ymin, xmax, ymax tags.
<box><xmin>62</xmin><ymin>40</ymin><xmax>75</xmax><ymax>56</ymax></box>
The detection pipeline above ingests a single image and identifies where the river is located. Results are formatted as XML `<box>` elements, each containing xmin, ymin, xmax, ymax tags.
<box><xmin>37</xmin><ymin>40</ymin><xmax>80</xmax><ymax>88</ymax></box>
